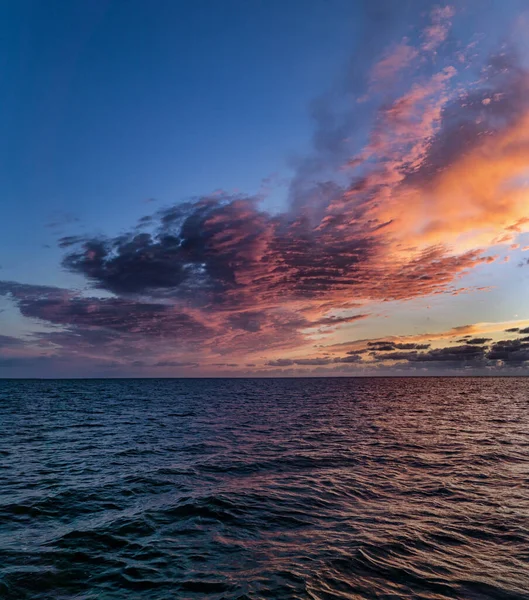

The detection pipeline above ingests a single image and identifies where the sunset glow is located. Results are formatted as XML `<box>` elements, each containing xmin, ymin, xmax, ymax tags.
<box><xmin>1</xmin><ymin>1</ymin><xmax>529</xmax><ymax>376</ymax></box>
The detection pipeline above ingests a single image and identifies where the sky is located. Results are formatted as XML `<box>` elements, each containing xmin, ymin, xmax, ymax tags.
<box><xmin>1</xmin><ymin>0</ymin><xmax>529</xmax><ymax>377</ymax></box>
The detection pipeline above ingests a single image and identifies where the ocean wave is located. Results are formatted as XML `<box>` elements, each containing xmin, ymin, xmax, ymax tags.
<box><xmin>1</xmin><ymin>377</ymin><xmax>529</xmax><ymax>599</ymax></box>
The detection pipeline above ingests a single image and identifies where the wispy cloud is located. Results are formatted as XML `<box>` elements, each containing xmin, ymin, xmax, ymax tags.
<box><xmin>422</xmin><ymin>5</ymin><xmax>455</xmax><ymax>52</ymax></box>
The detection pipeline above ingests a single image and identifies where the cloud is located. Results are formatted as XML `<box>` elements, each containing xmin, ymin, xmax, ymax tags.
<box><xmin>287</xmin><ymin>0</ymin><xmax>425</xmax><ymax>186</ymax></box>
<box><xmin>328</xmin><ymin>324</ymin><xmax>480</xmax><ymax>353</ymax></box>
<box><xmin>371</xmin><ymin>336</ymin><xmax>529</xmax><ymax>369</ymax></box>
<box><xmin>272</xmin><ymin>334</ymin><xmax>529</xmax><ymax>373</ymax></box>
<box><xmin>57</xmin><ymin>194</ymin><xmax>497</xmax><ymax>315</ymax></box>
<box><xmin>3</xmin><ymin>7</ymin><xmax>529</xmax><ymax>375</ymax></box>
<box><xmin>422</xmin><ymin>5</ymin><xmax>455</xmax><ymax>52</ymax></box>
<box><xmin>375</xmin><ymin>344</ymin><xmax>487</xmax><ymax>364</ymax></box>
<box><xmin>465</xmin><ymin>337</ymin><xmax>492</xmax><ymax>345</ymax></box>
<box><xmin>371</xmin><ymin>42</ymin><xmax>418</xmax><ymax>83</ymax></box>
<box><xmin>334</xmin><ymin>354</ymin><xmax>364</xmax><ymax>364</ymax></box>
<box><xmin>56</xmin><ymin>27</ymin><xmax>529</xmax><ymax>319</ymax></box>
<box><xmin>267</xmin><ymin>357</ymin><xmax>334</xmax><ymax>367</ymax></box>
<box><xmin>309</xmin><ymin>313</ymin><xmax>370</xmax><ymax>329</ymax></box>
<box><xmin>486</xmin><ymin>338</ymin><xmax>529</xmax><ymax>362</ymax></box>
<box><xmin>0</xmin><ymin>281</ymin><xmax>211</xmax><ymax>340</ymax></box>
<box><xmin>153</xmin><ymin>360</ymin><xmax>200</xmax><ymax>368</ymax></box>
<box><xmin>367</xmin><ymin>340</ymin><xmax>431</xmax><ymax>351</ymax></box>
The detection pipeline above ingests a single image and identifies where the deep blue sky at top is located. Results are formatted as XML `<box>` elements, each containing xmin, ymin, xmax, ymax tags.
<box><xmin>1</xmin><ymin>0</ymin><xmax>526</xmax><ymax>291</ymax></box>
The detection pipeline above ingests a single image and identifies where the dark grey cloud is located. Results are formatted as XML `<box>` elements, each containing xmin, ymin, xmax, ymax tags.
<box><xmin>266</xmin><ymin>358</ymin><xmax>295</xmax><ymax>367</ymax></box>
<box><xmin>334</xmin><ymin>354</ymin><xmax>363</xmax><ymax>364</ymax></box>
<box><xmin>368</xmin><ymin>342</ymin><xmax>396</xmax><ymax>352</ymax></box>
<box><xmin>411</xmin><ymin>344</ymin><xmax>486</xmax><ymax>362</ymax></box>
<box><xmin>312</xmin><ymin>313</ymin><xmax>369</xmax><ymax>328</ymax></box>
<box><xmin>486</xmin><ymin>339</ymin><xmax>529</xmax><ymax>363</ymax></box>
<box><xmin>465</xmin><ymin>337</ymin><xmax>492</xmax><ymax>345</ymax></box>
<box><xmin>374</xmin><ymin>344</ymin><xmax>487</xmax><ymax>365</ymax></box>
<box><xmin>60</xmin><ymin>196</ymin><xmax>278</xmax><ymax>305</ymax></box>
<box><xmin>370</xmin><ymin>338</ymin><xmax>529</xmax><ymax>369</ymax></box>
<box><xmin>267</xmin><ymin>353</ymin><xmax>364</xmax><ymax>367</ymax></box>
<box><xmin>58</xmin><ymin>235</ymin><xmax>85</xmax><ymax>248</ymax></box>
<box><xmin>62</xmin><ymin>235</ymin><xmax>190</xmax><ymax>296</ymax></box>
<box><xmin>367</xmin><ymin>340</ymin><xmax>431</xmax><ymax>351</ymax></box>
<box><xmin>267</xmin><ymin>357</ymin><xmax>335</xmax><ymax>367</ymax></box>
<box><xmin>153</xmin><ymin>360</ymin><xmax>200</xmax><ymax>368</ymax></box>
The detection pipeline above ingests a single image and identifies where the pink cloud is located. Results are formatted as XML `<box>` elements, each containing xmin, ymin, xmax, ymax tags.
<box><xmin>422</xmin><ymin>5</ymin><xmax>455</xmax><ymax>52</ymax></box>
<box><xmin>371</xmin><ymin>42</ymin><xmax>418</xmax><ymax>83</ymax></box>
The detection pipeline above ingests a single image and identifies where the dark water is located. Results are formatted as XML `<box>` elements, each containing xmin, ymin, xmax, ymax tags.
<box><xmin>1</xmin><ymin>378</ymin><xmax>528</xmax><ymax>599</ymax></box>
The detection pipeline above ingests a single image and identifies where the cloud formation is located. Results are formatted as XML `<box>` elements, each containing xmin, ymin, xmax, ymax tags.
<box><xmin>2</xmin><ymin>5</ymin><xmax>529</xmax><ymax>375</ymax></box>
<box><xmin>265</xmin><ymin>330</ymin><xmax>529</xmax><ymax>375</ymax></box>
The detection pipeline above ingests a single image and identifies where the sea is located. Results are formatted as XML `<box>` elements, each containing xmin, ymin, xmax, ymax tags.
<box><xmin>0</xmin><ymin>377</ymin><xmax>528</xmax><ymax>599</ymax></box>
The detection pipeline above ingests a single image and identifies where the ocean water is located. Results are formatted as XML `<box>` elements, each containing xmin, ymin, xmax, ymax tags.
<box><xmin>0</xmin><ymin>378</ymin><xmax>528</xmax><ymax>600</ymax></box>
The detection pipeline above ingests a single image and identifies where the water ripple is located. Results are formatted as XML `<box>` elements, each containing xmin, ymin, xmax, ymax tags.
<box><xmin>1</xmin><ymin>377</ymin><xmax>529</xmax><ymax>599</ymax></box>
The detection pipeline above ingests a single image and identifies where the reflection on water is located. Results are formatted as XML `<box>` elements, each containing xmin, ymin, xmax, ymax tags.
<box><xmin>1</xmin><ymin>377</ymin><xmax>528</xmax><ymax>599</ymax></box>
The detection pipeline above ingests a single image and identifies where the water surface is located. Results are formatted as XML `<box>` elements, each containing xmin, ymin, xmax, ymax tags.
<box><xmin>1</xmin><ymin>377</ymin><xmax>528</xmax><ymax>599</ymax></box>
